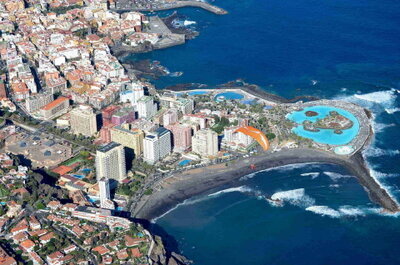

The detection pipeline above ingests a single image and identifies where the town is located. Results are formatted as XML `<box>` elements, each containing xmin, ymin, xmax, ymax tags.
<box><xmin>0</xmin><ymin>0</ymin><xmax>375</xmax><ymax>264</ymax></box>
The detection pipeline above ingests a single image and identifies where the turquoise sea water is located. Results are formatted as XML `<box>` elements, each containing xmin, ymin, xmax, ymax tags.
<box><xmin>129</xmin><ymin>0</ymin><xmax>400</xmax><ymax>264</ymax></box>
<box><xmin>287</xmin><ymin>106</ymin><xmax>360</xmax><ymax>145</ymax></box>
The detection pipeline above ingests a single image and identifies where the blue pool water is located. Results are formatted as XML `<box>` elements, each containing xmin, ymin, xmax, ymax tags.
<box><xmin>240</xmin><ymin>99</ymin><xmax>256</xmax><ymax>105</ymax></box>
<box><xmin>188</xmin><ymin>91</ymin><xmax>208</xmax><ymax>96</ymax></box>
<box><xmin>214</xmin><ymin>92</ymin><xmax>244</xmax><ymax>101</ymax></box>
<box><xmin>178</xmin><ymin>159</ymin><xmax>192</xmax><ymax>166</ymax></box>
<box><xmin>81</xmin><ymin>168</ymin><xmax>92</xmax><ymax>173</ymax></box>
<box><xmin>287</xmin><ymin>106</ymin><xmax>360</xmax><ymax>145</ymax></box>
<box><xmin>71</xmin><ymin>174</ymin><xmax>85</xmax><ymax>179</ymax></box>
<box><xmin>88</xmin><ymin>196</ymin><xmax>99</xmax><ymax>203</ymax></box>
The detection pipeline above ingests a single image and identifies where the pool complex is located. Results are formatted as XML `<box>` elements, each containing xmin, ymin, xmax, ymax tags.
<box><xmin>287</xmin><ymin>106</ymin><xmax>360</xmax><ymax>145</ymax></box>
<box><xmin>215</xmin><ymin>92</ymin><xmax>244</xmax><ymax>102</ymax></box>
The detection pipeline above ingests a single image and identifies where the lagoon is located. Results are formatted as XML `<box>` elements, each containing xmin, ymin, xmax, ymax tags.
<box><xmin>287</xmin><ymin>106</ymin><xmax>360</xmax><ymax>145</ymax></box>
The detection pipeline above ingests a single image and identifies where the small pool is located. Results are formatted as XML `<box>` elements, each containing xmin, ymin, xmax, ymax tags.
<box><xmin>116</xmin><ymin>207</ymin><xmax>124</xmax><ymax>211</ymax></box>
<box><xmin>215</xmin><ymin>92</ymin><xmax>244</xmax><ymax>102</ymax></box>
<box><xmin>88</xmin><ymin>196</ymin><xmax>99</xmax><ymax>203</ymax></box>
<box><xmin>287</xmin><ymin>105</ymin><xmax>360</xmax><ymax>145</ymax></box>
<box><xmin>81</xmin><ymin>168</ymin><xmax>92</xmax><ymax>173</ymax></box>
<box><xmin>241</xmin><ymin>99</ymin><xmax>256</xmax><ymax>105</ymax></box>
<box><xmin>71</xmin><ymin>174</ymin><xmax>85</xmax><ymax>179</ymax></box>
<box><xmin>0</xmin><ymin>202</ymin><xmax>6</xmax><ymax>206</ymax></box>
<box><xmin>178</xmin><ymin>159</ymin><xmax>192</xmax><ymax>166</ymax></box>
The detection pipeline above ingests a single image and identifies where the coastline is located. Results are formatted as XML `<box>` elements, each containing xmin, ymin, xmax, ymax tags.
<box><xmin>133</xmin><ymin>148</ymin><xmax>400</xmax><ymax>221</ymax></box>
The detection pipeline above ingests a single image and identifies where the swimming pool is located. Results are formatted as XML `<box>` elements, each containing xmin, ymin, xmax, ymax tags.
<box><xmin>241</xmin><ymin>99</ymin><xmax>256</xmax><ymax>105</ymax></box>
<box><xmin>71</xmin><ymin>174</ymin><xmax>85</xmax><ymax>179</ymax></box>
<box><xmin>188</xmin><ymin>91</ymin><xmax>208</xmax><ymax>96</ymax></box>
<box><xmin>287</xmin><ymin>106</ymin><xmax>360</xmax><ymax>145</ymax></box>
<box><xmin>178</xmin><ymin>159</ymin><xmax>192</xmax><ymax>166</ymax></box>
<box><xmin>88</xmin><ymin>196</ymin><xmax>99</xmax><ymax>203</ymax></box>
<box><xmin>215</xmin><ymin>92</ymin><xmax>244</xmax><ymax>102</ymax></box>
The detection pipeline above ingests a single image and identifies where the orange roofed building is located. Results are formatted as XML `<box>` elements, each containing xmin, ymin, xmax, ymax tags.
<box><xmin>40</xmin><ymin>97</ymin><xmax>70</xmax><ymax>120</ymax></box>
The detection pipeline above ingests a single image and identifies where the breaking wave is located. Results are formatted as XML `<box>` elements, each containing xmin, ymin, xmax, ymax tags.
<box><xmin>208</xmin><ymin>186</ymin><xmax>253</xmax><ymax>197</ymax></box>
<box><xmin>270</xmin><ymin>188</ymin><xmax>315</xmax><ymax>208</ymax></box>
<box><xmin>353</xmin><ymin>89</ymin><xmax>397</xmax><ymax>105</ymax></box>
<box><xmin>240</xmin><ymin>162</ymin><xmax>321</xmax><ymax>180</ymax></box>
<box><xmin>306</xmin><ymin>205</ymin><xmax>368</xmax><ymax>218</ymax></box>
<box><xmin>183</xmin><ymin>20</ymin><xmax>197</xmax><ymax>26</ymax></box>
<box><xmin>323</xmin><ymin>171</ymin><xmax>352</xmax><ymax>181</ymax></box>
<box><xmin>385</xmin><ymin>108</ymin><xmax>400</xmax><ymax>114</ymax></box>
<box><xmin>306</xmin><ymin>205</ymin><xmax>341</xmax><ymax>218</ymax></box>
<box><xmin>300</xmin><ymin>172</ymin><xmax>320</xmax><ymax>179</ymax></box>
<box><xmin>364</xmin><ymin>146</ymin><xmax>400</xmax><ymax>157</ymax></box>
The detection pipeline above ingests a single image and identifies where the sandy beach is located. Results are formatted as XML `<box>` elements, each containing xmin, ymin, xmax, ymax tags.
<box><xmin>133</xmin><ymin>148</ymin><xmax>399</xmax><ymax>220</ymax></box>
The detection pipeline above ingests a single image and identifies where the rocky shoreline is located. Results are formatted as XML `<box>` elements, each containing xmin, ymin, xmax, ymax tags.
<box><xmin>133</xmin><ymin>148</ymin><xmax>399</xmax><ymax>221</ymax></box>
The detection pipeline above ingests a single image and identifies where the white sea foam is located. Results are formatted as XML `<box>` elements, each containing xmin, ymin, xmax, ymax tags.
<box><xmin>183</xmin><ymin>20</ymin><xmax>197</xmax><ymax>26</ymax></box>
<box><xmin>385</xmin><ymin>108</ymin><xmax>400</xmax><ymax>114</ymax></box>
<box><xmin>354</xmin><ymin>90</ymin><xmax>396</xmax><ymax>104</ymax></box>
<box><xmin>338</xmin><ymin>206</ymin><xmax>366</xmax><ymax>216</ymax></box>
<box><xmin>271</xmin><ymin>188</ymin><xmax>315</xmax><ymax>207</ymax></box>
<box><xmin>323</xmin><ymin>171</ymin><xmax>352</xmax><ymax>181</ymax></box>
<box><xmin>240</xmin><ymin>162</ymin><xmax>321</xmax><ymax>180</ymax></box>
<box><xmin>208</xmin><ymin>186</ymin><xmax>253</xmax><ymax>197</ymax></box>
<box><xmin>369</xmin><ymin>168</ymin><xmax>398</xmax><ymax>179</ymax></box>
<box><xmin>335</xmin><ymin>89</ymin><xmax>398</xmax><ymax>116</ymax></box>
<box><xmin>300</xmin><ymin>172</ymin><xmax>320</xmax><ymax>179</ymax></box>
<box><xmin>373</xmin><ymin>122</ymin><xmax>396</xmax><ymax>133</ymax></box>
<box><xmin>364</xmin><ymin>146</ymin><xmax>400</xmax><ymax>157</ymax></box>
<box><xmin>306</xmin><ymin>205</ymin><xmax>341</xmax><ymax>218</ymax></box>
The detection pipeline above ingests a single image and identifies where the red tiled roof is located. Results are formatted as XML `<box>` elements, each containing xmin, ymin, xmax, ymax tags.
<box><xmin>52</xmin><ymin>165</ymin><xmax>73</xmax><ymax>175</ymax></box>
<box><xmin>41</xmin><ymin>97</ymin><xmax>68</xmax><ymax>111</ymax></box>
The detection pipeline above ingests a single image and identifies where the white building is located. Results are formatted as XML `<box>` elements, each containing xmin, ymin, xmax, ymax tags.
<box><xmin>192</xmin><ymin>129</ymin><xmax>219</xmax><ymax>157</ymax></box>
<box><xmin>143</xmin><ymin>127</ymin><xmax>171</xmax><ymax>164</ymax></box>
<box><xmin>162</xmin><ymin>108</ymin><xmax>178</xmax><ymax>126</ymax></box>
<box><xmin>25</xmin><ymin>93</ymin><xmax>53</xmax><ymax>113</ymax></box>
<box><xmin>137</xmin><ymin>96</ymin><xmax>157</xmax><ymax>119</ymax></box>
<box><xmin>96</xmin><ymin>142</ymin><xmax>126</xmax><ymax>182</ymax></box>
<box><xmin>120</xmin><ymin>82</ymin><xmax>144</xmax><ymax>106</ymax></box>
<box><xmin>99</xmin><ymin>178</ymin><xmax>114</xmax><ymax>210</ymax></box>
<box><xmin>222</xmin><ymin>126</ymin><xmax>254</xmax><ymax>150</ymax></box>
<box><xmin>70</xmin><ymin>105</ymin><xmax>98</xmax><ymax>137</ymax></box>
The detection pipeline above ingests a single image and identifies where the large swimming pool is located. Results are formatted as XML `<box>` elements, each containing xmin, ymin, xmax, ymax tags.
<box><xmin>287</xmin><ymin>106</ymin><xmax>360</xmax><ymax>145</ymax></box>
<box><xmin>215</xmin><ymin>92</ymin><xmax>244</xmax><ymax>102</ymax></box>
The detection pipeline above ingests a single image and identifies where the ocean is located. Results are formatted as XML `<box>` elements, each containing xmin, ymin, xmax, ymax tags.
<box><xmin>127</xmin><ymin>0</ymin><xmax>400</xmax><ymax>264</ymax></box>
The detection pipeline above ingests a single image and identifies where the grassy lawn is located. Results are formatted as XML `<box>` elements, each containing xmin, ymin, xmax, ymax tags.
<box><xmin>61</xmin><ymin>155</ymin><xmax>84</xmax><ymax>166</ymax></box>
<box><xmin>0</xmin><ymin>184</ymin><xmax>10</xmax><ymax>198</ymax></box>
